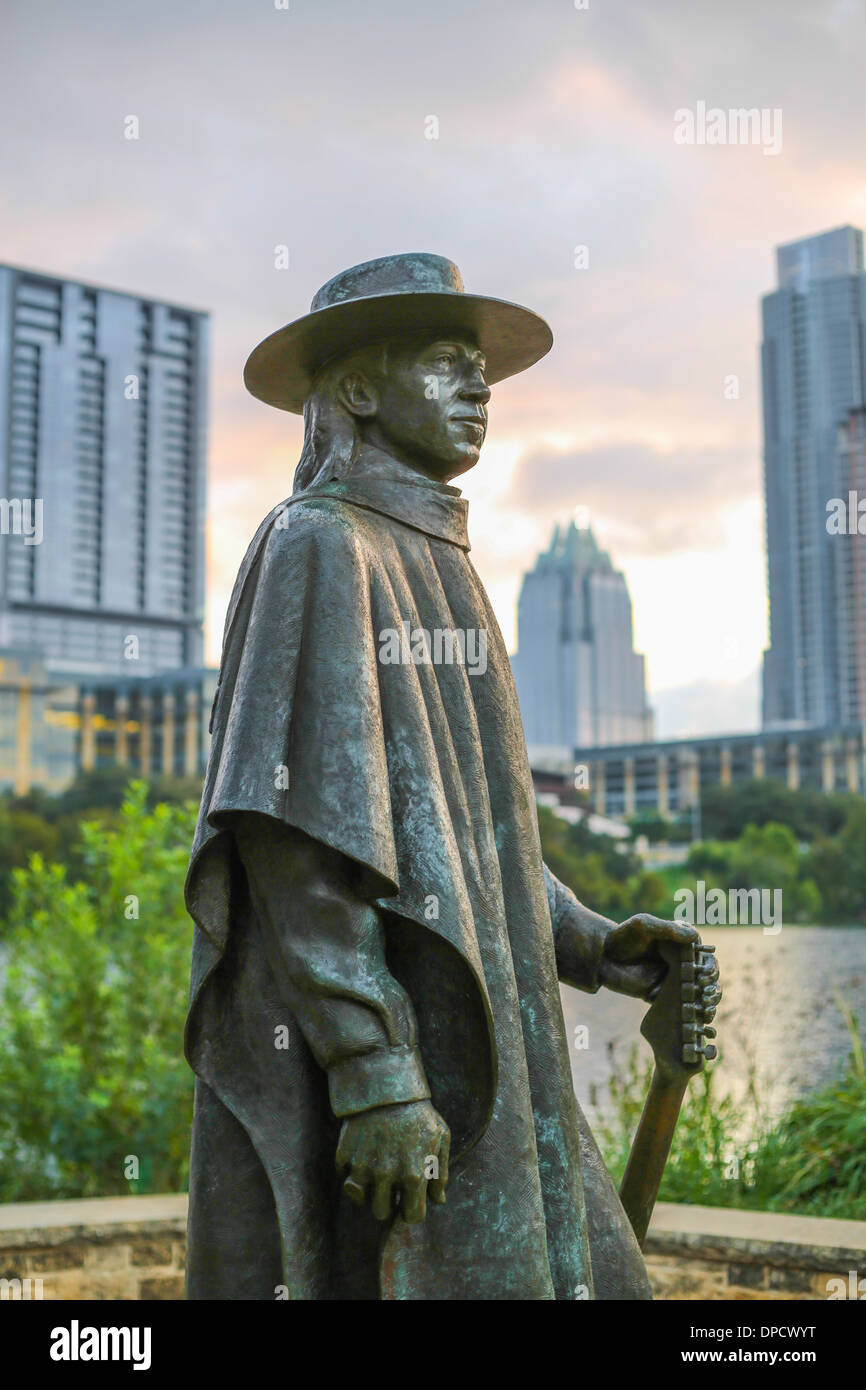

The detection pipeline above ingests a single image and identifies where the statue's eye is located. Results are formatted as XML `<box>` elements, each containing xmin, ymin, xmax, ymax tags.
<box><xmin>435</xmin><ymin>352</ymin><xmax>454</xmax><ymax>369</ymax></box>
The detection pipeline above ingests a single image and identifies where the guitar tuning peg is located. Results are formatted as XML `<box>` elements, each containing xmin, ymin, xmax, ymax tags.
<box><xmin>703</xmin><ymin>1044</ymin><xmax>718</xmax><ymax>1061</ymax></box>
<box><xmin>702</xmin><ymin>1025</ymin><xmax>717</xmax><ymax>1038</ymax></box>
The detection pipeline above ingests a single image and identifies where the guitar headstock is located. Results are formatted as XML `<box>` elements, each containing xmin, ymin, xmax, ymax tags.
<box><xmin>640</xmin><ymin>938</ymin><xmax>719</xmax><ymax>1082</ymax></box>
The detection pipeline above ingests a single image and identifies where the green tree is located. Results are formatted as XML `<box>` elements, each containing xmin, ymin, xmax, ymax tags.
<box><xmin>537</xmin><ymin>804</ymin><xmax>668</xmax><ymax>922</ymax></box>
<box><xmin>0</xmin><ymin>783</ymin><xmax>196</xmax><ymax>1201</ymax></box>
<box><xmin>628</xmin><ymin>810</ymin><xmax>691</xmax><ymax>845</ymax></box>
<box><xmin>700</xmin><ymin>779</ymin><xmax>855</xmax><ymax>844</ymax></box>
<box><xmin>805</xmin><ymin>802</ymin><xmax>866</xmax><ymax>924</ymax></box>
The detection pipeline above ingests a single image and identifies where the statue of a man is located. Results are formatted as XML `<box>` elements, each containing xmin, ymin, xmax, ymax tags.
<box><xmin>184</xmin><ymin>253</ymin><xmax>706</xmax><ymax>1300</ymax></box>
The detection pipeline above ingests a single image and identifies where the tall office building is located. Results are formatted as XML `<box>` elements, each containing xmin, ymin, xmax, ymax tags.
<box><xmin>511</xmin><ymin>520</ymin><xmax>653</xmax><ymax>756</ymax></box>
<box><xmin>760</xmin><ymin>225</ymin><xmax>866</xmax><ymax>728</ymax></box>
<box><xmin>0</xmin><ymin>264</ymin><xmax>208</xmax><ymax>677</ymax></box>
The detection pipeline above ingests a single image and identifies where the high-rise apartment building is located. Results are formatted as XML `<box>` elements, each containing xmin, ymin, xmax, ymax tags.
<box><xmin>511</xmin><ymin>520</ymin><xmax>653</xmax><ymax>756</ymax></box>
<box><xmin>760</xmin><ymin>226</ymin><xmax>866</xmax><ymax>728</ymax></box>
<box><xmin>0</xmin><ymin>264</ymin><xmax>208</xmax><ymax>677</ymax></box>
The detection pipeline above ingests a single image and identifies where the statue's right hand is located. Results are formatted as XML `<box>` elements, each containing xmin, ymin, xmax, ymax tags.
<box><xmin>336</xmin><ymin>1099</ymin><xmax>450</xmax><ymax>1224</ymax></box>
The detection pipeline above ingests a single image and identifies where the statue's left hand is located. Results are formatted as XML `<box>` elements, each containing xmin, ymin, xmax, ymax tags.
<box><xmin>600</xmin><ymin>915</ymin><xmax>720</xmax><ymax>1004</ymax></box>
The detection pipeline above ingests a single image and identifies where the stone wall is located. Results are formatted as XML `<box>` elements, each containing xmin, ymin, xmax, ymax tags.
<box><xmin>645</xmin><ymin>1202</ymin><xmax>866</xmax><ymax>1300</ymax></box>
<box><xmin>0</xmin><ymin>1195</ymin><xmax>186</xmax><ymax>1301</ymax></box>
<box><xmin>1</xmin><ymin>1194</ymin><xmax>864</xmax><ymax>1300</ymax></box>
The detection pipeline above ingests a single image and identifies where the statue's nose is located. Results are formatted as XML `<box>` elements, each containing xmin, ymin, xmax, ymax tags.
<box><xmin>461</xmin><ymin>373</ymin><xmax>491</xmax><ymax>405</ymax></box>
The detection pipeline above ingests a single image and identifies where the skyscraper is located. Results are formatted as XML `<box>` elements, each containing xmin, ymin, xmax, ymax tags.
<box><xmin>511</xmin><ymin>520</ymin><xmax>653</xmax><ymax>756</ymax></box>
<box><xmin>0</xmin><ymin>263</ymin><xmax>208</xmax><ymax>677</ymax></box>
<box><xmin>760</xmin><ymin>225</ymin><xmax>866</xmax><ymax>728</ymax></box>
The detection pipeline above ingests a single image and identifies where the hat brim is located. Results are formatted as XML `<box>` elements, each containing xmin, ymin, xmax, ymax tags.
<box><xmin>243</xmin><ymin>291</ymin><xmax>553</xmax><ymax>413</ymax></box>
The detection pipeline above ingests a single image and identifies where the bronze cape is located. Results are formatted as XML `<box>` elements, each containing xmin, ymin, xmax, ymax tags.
<box><xmin>184</xmin><ymin>467</ymin><xmax>650</xmax><ymax>1300</ymax></box>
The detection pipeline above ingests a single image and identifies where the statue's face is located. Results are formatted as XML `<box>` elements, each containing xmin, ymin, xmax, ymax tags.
<box><xmin>342</xmin><ymin>333</ymin><xmax>490</xmax><ymax>482</ymax></box>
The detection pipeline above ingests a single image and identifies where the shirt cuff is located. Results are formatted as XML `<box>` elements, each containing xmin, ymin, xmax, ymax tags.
<box><xmin>328</xmin><ymin>1045</ymin><xmax>431</xmax><ymax>1117</ymax></box>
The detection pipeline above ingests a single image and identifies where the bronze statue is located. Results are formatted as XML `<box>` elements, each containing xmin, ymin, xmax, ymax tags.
<box><xmin>184</xmin><ymin>253</ymin><xmax>721</xmax><ymax>1300</ymax></box>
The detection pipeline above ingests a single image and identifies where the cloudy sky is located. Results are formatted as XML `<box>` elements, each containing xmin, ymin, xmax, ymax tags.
<box><xmin>3</xmin><ymin>0</ymin><xmax>865</xmax><ymax>735</ymax></box>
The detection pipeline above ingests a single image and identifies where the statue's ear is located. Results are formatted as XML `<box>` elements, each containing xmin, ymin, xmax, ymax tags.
<box><xmin>336</xmin><ymin>370</ymin><xmax>378</xmax><ymax>419</ymax></box>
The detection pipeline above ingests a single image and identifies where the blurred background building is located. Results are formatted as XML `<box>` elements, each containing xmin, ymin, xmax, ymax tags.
<box><xmin>0</xmin><ymin>264</ymin><xmax>214</xmax><ymax>792</ymax></box>
<box><xmin>573</xmin><ymin>723</ymin><xmax>866</xmax><ymax>821</ymax></box>
<box><xmin>511</xmin><ymin>519</ymin><xmax>654</xmax><ymax>762</ymax></box>
<box><xmin>760</xmin><ymin>225</ymin><xmax>866</xmax><ymax>730</ymax></box>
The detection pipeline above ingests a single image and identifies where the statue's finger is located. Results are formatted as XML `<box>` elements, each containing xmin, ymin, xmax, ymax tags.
<box><xmin>638</xmin><ymin>915</ymin><xmax>700</xmax><ymax>943</ymax></box>
<box><xmin>343</xmin><ymin>1174</ymin><xmax>368</xmax><ymax>1207</ymax></box>
<box><xmin>400</xmin><ymin>1175</ymin><xmax>427</xmax><ymax>1224</ymax></box>
<box><xmin>371</xmin><ymin>1176</ymin><xmax>395</xmax><ymax>1221</ymax></box>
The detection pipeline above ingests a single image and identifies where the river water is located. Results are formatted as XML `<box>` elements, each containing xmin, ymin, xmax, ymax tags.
<box><xmin>560</xmin><ymin>925</ymin><xmax>866</xmax><ymax>1121</ymax></box>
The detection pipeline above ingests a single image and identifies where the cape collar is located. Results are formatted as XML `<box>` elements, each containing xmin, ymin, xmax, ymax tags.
<box><xmin>302</xmin><ymin>449</ymin><xmax>471</xmax><ymax>551</ymax></box>
<box><xmin>212</xmin><ymin>454</ymin><xmax>469</xmax><ymax>733</ymax></box>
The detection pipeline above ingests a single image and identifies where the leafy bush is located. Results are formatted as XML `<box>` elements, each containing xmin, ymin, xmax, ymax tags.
<box><xmin>0</xmin><ymin>783</ymin><xmax>196</xmax><ymax>1201</ymax></box>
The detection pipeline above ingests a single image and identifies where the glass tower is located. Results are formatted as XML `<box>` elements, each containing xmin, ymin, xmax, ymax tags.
<box><xmin>512</xmin><ymin>520</ymin><xmax>654</xmax><ymax>753</ymax></box>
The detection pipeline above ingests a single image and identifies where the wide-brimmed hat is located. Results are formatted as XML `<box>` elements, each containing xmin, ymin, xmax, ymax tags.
<box><xmin>243</xmin><ymin>252</ymin><xmax>553</xmax><ymax>413</ymax></box>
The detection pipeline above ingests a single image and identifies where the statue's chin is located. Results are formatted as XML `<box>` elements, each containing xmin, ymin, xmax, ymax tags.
<box><xmin>441</xmin><ymin>449</ymin><xmax>482</xmax><ymax>481</ymax></box>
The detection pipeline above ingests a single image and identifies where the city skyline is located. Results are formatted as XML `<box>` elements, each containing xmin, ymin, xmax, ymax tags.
<box><xmin>3</xmin><ymin>0</ymin><xmax>866</xmax><ymax>739</ymax></box>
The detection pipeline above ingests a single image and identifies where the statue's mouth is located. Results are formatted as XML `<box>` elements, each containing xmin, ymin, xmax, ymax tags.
<box><xmin>452</xmin><ymin>417</ymin><xmax>486</xmax><ymax>435</ymax></box>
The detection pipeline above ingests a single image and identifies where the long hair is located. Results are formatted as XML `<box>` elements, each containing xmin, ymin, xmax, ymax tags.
<box><xmin>293</xmin><ymin>342</ymin><xmax>389</xmax><ymax>492</ymax></box>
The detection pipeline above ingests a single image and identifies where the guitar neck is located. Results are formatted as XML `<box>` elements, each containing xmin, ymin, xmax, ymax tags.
<box><xmin>617</xmin><ymin>939</ymin><xmax>718</xmax><ymax>1249</ymax></box>
<box><xmin>618</xmin><ymin>1066</ymin><xmax>690</xmax><ymax>1248</ymax></box>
